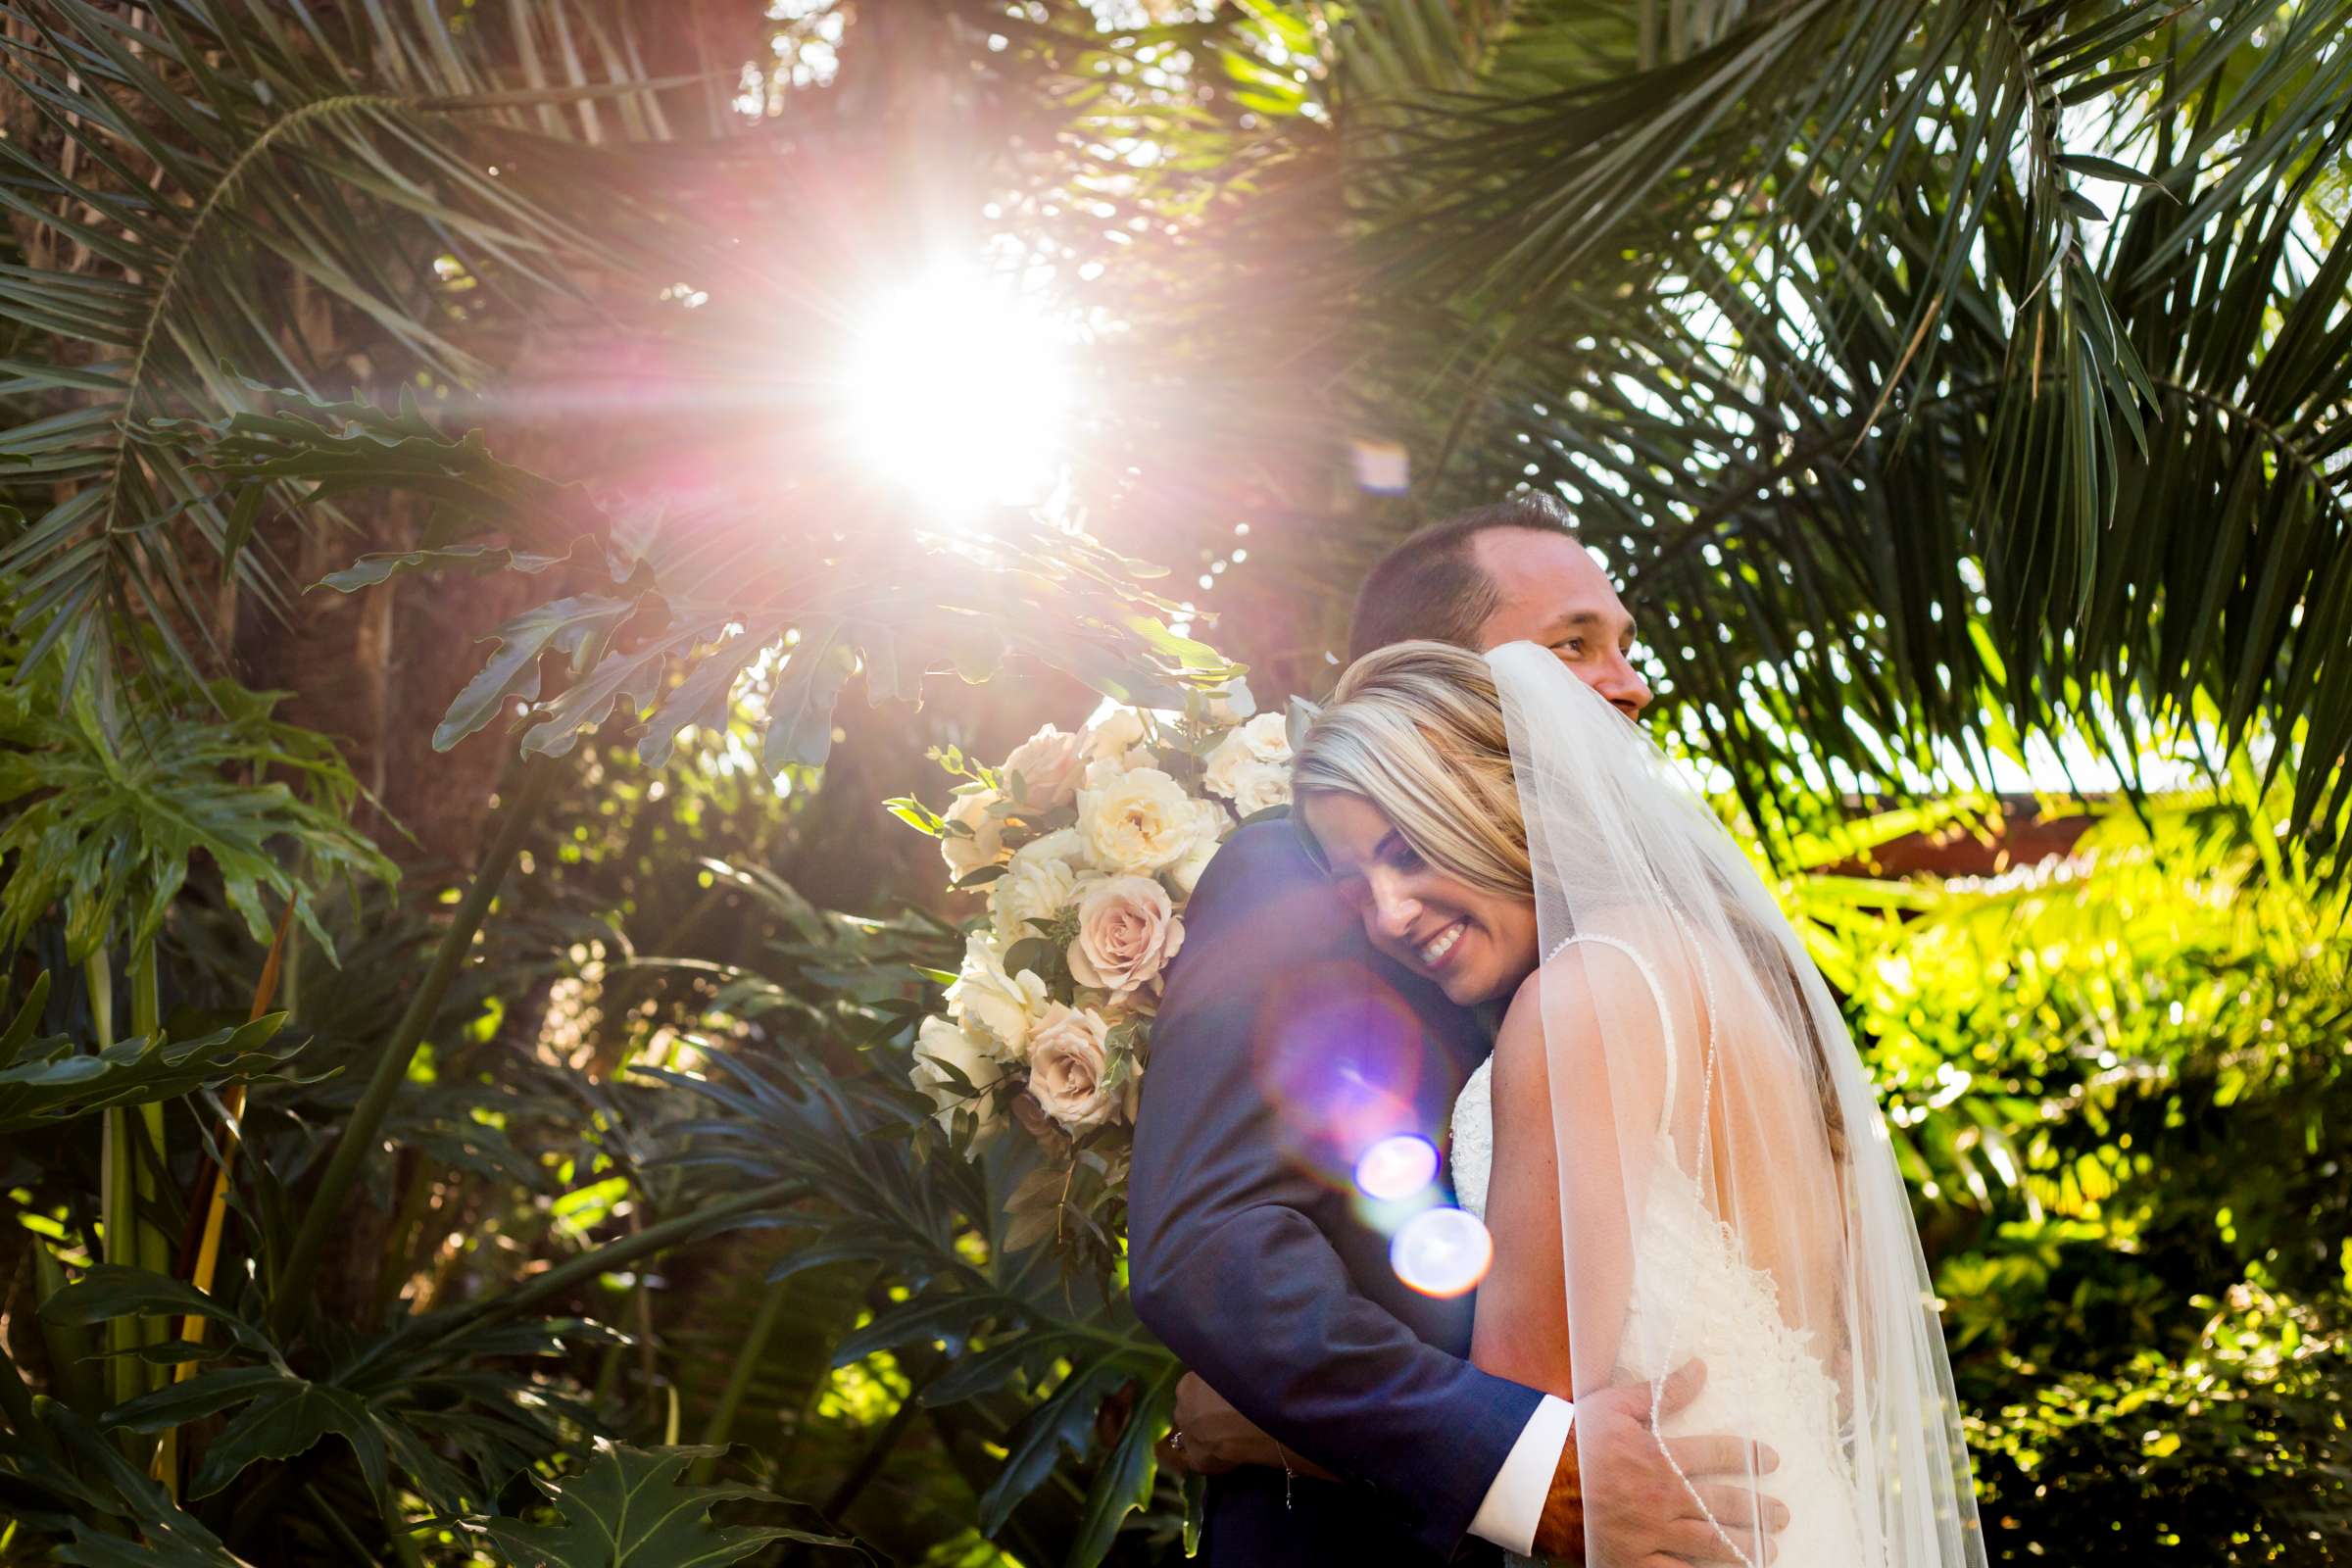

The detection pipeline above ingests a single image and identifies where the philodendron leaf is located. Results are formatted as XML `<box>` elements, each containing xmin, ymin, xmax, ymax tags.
<box><xmin>435</xmin><ymin>594</ymin><xmax>637</xmax><ymax>752</ymax></box>
<box><xmin>186</xmin><ymin>1380</ymin><xmax>390</xmax><ymax>1503</ymax></box>
<box><xmin>453</xmin><ymin>1441</ymin><xmax>848</xmax><ymax>1567</ymax></box>
<box><xmin>315</xmin><ymin>538</ymin><xmax>598</xmax><ymax>594</ymax></box>
<box><xmin>0</xmin><ymin>968</ymin><xmax>54</xmax><ymax>1068</ymax></box>
<box><xmin>519</xmin><ymin>627</ymin><xmax>699</xmax><ymax>760</ymax></box>
<box><xmin>637</xmin><ymin>617</ymin><xmax>785</xmax><ymax>769</ymax></box>
<box><xmin>0</xmin><ymin>1012</ymin><xmax>302</xmax><ymax>1133</ymax></box>
<box><xmin>977</xmin><ymin>1353</ymin><xmax>1141</xmax><ymax>1535</ymax></box>
<box><xmin>38</xmin><ymin>1265</ymin><xmax>280</xmax><ymax>1364</ymax></box>
<box><xmin>1067</xmin><ymin>1364</ymin><xmax>1179</xmax><ymax>1567</ymax></box>
<box><xmin>21</xmin><ymin>1398</ymin><xmax>257</xmax><ymax>1565</ymax></box>
<box><xmin>761</xmin><ymin>635</ymin><xmax>853</xmax><ymax>771</ymax></box>
<box><xmin>52</xmin><ymin>1529</ymin><xmax>258</xmax><ymax>1568</ymax></box>
<box><xmin>100</xmin><ymin>1365</ymin><xmax>292</xmax><ymax>1434</ymax></box>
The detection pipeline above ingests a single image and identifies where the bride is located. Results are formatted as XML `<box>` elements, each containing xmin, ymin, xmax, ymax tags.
<box><xmin>1292</xmin><ymin>640</ymin><xmax>1985</xmax><ymax>1567</ymax></box>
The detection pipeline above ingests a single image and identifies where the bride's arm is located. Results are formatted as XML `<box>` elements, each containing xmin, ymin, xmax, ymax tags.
<box><xmin>1469</xmin><ymin>986</ymin><xmax>1573</xmax><ymax>1396</ymax></box>
<box><xmin>1473</xmin><ymin>946</ymin><xmax>1675</xmax><ymax>1399</ymax></box>
<box><xmin>1477</xmin><ymin>944</ymin><xmax>1797</xmax><ymax>1564</ymax></box>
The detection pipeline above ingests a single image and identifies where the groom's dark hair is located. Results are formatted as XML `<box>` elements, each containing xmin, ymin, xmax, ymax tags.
<box><xmin>1347</xmin><ymin>493</ymin><xmax>1578</xmax><ymax>662</ymax></box>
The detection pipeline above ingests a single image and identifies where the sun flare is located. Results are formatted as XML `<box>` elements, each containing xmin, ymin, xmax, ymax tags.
<box><xmin>843</xmin><ymin>270</ymin><xmax>1073</xmax><ymax>519</ymax></box>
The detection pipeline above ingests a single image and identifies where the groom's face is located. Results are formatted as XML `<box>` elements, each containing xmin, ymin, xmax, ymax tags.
<box><xmin>1468</xmin><ymin>527</ymin><xmax>1651</xmax><ymax>718</ymax></box>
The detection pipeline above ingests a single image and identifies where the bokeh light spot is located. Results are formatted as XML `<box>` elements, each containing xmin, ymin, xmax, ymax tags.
<box><xmin>1355</xmin><ymin>1134</ymin><xmax>1440</xmax><ymax>1202</ymax></box>
<box><xmin>1391</xmin><ymin>1207</ymin><xmax>1493</xmax><ymax>1298</ymax></box>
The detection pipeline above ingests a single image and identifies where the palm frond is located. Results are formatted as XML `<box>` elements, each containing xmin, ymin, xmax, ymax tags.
<box><xmin>0</xmin><ymin>0</ymin><xmax>716</xmax><ymax>701</ymax></box>
<box><xmin>1341</xmin><ymin>0</ymin><xmax>2352</xmax><ymax>858</ymax></box>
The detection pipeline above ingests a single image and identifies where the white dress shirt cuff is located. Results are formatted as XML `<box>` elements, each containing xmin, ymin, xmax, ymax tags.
<box><xmin>1467</xmin><ymin>1395</ymin><xmax>1576</xmax><ymax>1554</ymax></box>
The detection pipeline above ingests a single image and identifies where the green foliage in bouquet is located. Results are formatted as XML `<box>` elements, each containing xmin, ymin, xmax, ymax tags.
<box><xmin>888</xmin><ymin>678</ymin><xmax>1293</xmax><ymax>1281</ymax></box>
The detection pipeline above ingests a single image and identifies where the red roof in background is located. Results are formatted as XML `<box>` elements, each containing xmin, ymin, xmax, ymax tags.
<box><xmin>1829</xmin><ymin>795</ymin><xmax>2100</xmax><ymax>880</ymax></box>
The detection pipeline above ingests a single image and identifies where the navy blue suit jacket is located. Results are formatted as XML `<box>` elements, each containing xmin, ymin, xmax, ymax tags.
<box><xmin>1130</xmin><ymin>819</ymin><xmax>1544</xmax><ymax>1564</ymax></box>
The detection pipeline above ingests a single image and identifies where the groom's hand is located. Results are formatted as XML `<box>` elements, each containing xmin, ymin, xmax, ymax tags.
<box><xmin>1164</xmin><ymin>1372</ymin><xmax>1339</xmax><ymax>1480</ymax></box>
<box><xmin>1531</xmin><ymin>1361</ymin><xmax>1789</xmax><ymax>1565</ymax></box>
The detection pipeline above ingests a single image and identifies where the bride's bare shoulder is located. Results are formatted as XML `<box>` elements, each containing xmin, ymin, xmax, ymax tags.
<box><xmin>1494</xmin><ymin>912</ymin><xmax>1700</xmax><ymax>1105</ymax></box>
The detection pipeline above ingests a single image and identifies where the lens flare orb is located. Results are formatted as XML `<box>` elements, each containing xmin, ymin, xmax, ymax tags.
<box><xmin>1354</xmin><ymin>1134</ymin><xmax>1440</xmax><ymax>1202</ymax></box>
<box><xmin>1255</xmin><ymin>962</ymin><xmax>1430</xmax><ymax>1189</ymax></box>
<box><xmin>1391</xmin><ymin>1206</ymin><xmax>1493</xmax><ymax>1298</ymax></box>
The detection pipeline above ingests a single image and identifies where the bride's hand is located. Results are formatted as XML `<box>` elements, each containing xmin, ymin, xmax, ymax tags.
<box><xmin>1163</xmin><ymin>1371</ymin><xmax>1339</xmax><ymax>1480</ymax></box>
<box><xmin>1534</xmin><ymin>1360</ymin><xmax>1790</xmax><ymax>1565</ymax></box>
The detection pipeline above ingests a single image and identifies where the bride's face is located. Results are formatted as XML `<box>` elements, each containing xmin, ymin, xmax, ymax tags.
<box><xmin>1300</xmin><ymin>791</ymin><xmax>1541</xmax><ymax>1006</ymax></box>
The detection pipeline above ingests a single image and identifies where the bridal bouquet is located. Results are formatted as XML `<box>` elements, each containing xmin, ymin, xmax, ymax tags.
<box><xmin>890</xmin><ymin>684</ymin><xmax>1290</xmax><ymax>1252</ymax></box>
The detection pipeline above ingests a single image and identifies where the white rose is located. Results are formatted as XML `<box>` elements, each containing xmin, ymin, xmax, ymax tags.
<box><xmin>1204</xmin><ymin>679</ymin><xmax>1255</xmax><ymax>725</ymax></box>
<box><xmin>1083</xmin><ymin>709</ymin><xmax>1149</xmax><ymax>762</ymax></box>
<box><xmin>941</xmin><ymin>788</ymin><xmax>1009</xmax><ymax>882</ymax></box>
<box><xmin>1014</xmin><ymin>826</ymin><xmax>1088</xmax><ymax>870</ymax></box>
<box><xmin>1000</xmin><ymin>724</ymin><xmax>1087</xmax><ymax>809</ymax></box>
<box><xmin>1084</xmin><ymin>750</ymin><xmax>1158</xmax><ymax>788</ymax></box>
<box><xmin>988</xmin><ymin>851</ymin><xmax>1086</xmax><ymax>952</ymax></box>
<box><xmin>1067</xmin><ymin>876</ymin><xmax>1187</xmax><ymax>1002</ymax></box>
<box><xmin>946</xmin><ymin>935</ymin><xmax>1050</xmax><ymax>1058</ymax></box>
<box><xmin>1232</xmin><ymin>710</ymin><xmax>1292</xmax><ymax>762</ymax></box>
<box><xmin>1077</xmin><ymin>767</ymin><xmax>1212</xmax><ymax>877</ymax></box>
<box><xmin>1240</xmin><ymin>760</ymin><xmax>1294</xmax><ymax>815</ymax></box>
<box><xmin>1025</xmin><ymin>1004</ymin><xmax>1121</xmax><ymax>1132</ymax></box>
<box><xmin>911</xmin><ymin>1014</ymin><xmax>1009</xmax><ymax>1137</ymax></box>
<box><xmin>1168</xmin><ymin>800</ymin><xmax>1228</xmax><ymax>898</ymax></box>
<box><xmin>1203</xmin><ymin>712</ymin><xmax>1293</xmax><ymax>805</ymax></box>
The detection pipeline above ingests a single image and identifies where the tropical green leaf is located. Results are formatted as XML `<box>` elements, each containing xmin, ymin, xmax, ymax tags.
<box><xmin>760</xmin><ymin>635</ymin><xmax>854</xmax><ymax>773</ymax></box>
<box><xmin>1066</xmin><ymin>1365</ymin><xmax>1178</xmax><ymax>1568</ymax></box>
<box><xmin>435</xmin><ymin>595</ymin><xmax>638</xmax><ymax>753</ymax></box>
<box><xmin>4</xmin><ymin>1398</ymin><xmax>258</xmax><ymax>1566</ymax></box>
<box><xmin>0</xmin><ymin>1</ymin><xmax>701</xmax><ymax>702</ymax></box>
<box><xmin>0</xmin><ymin>1008</ymin><xmax>303</xmax><ymax>1133</ymax></box>
<box><xmin>38</xmin><ymin>1265</ymin><xmax>278</xmax><ymax>1362</ymax></box>
<box><xmin>977</xmin><ymin>1355</ymin><xmax>1144</xmax><ymax>1535</ymax></box>
<box><xmin>0</xmin><ymin>660</ymin><xmax>396</xmax><ymax>962</ymax></box>
<box><xmin>185</xmin><ymin>1380</ymin><xmax>391</xmax><ymax>1503</ymax></box>
<box><xmin>451</xmin><ymin>1441</ymin><xmax>845</xmax><ymax>1567</ymax></box>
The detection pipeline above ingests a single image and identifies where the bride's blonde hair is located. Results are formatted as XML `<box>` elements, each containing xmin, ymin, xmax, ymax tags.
<box><xmin>1292</xmin><ymin>640</ymin><xmax>1531</xmax><ymax>897</ymax></box>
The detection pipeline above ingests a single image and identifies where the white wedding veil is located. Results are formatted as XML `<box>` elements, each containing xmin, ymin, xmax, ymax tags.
<box><xmin>1486</xmin><ymin>640</ymin><xmax>1983</xmax><ymax>1568</ymax></box>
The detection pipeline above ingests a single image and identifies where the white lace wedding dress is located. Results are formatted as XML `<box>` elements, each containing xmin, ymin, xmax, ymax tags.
<box><xmin>1449</xmin><ymin>933</ymin><xmax>1876</xmax><ymax>1567</ymax></box>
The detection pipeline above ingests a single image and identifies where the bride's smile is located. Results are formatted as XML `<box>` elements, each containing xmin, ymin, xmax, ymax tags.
<box><xmin>1298</xmin><ymin>790</ymin><xmax>1540</xmax><ymax>1006</ymax></box>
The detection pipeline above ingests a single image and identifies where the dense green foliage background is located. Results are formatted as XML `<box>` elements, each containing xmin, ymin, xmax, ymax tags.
<box><xmin>0</xmin><ymin>2</ymin><xmax>2345</xmax><ymax>1564</ymax></box>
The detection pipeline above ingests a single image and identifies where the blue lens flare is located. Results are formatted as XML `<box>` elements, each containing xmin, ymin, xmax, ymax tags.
<box><xmin>1355</xmin><ymin>1134</ymin><xmax>1440</xmax><ymax>1201</ymax></box>
<box><xmin>1391</xmin><ymin>1207</ymin><xmax>1493</xmax><ymax>1298</ymax></box>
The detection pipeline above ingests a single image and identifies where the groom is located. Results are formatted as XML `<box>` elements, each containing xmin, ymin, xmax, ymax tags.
<box><xmin>1130</xmin><ymin>496</ymin><xmax>1787</xmax><ymax>1564</ymax></box>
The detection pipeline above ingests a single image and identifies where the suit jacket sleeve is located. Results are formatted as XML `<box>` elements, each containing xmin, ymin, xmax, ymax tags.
<box><xmin>1128</xmin><ymin>821</ymin><xmax>1544</xmax><ymax>1559</ymax></box>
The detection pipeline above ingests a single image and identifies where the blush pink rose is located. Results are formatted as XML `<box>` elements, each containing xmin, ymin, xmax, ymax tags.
<box><xmin>1066</xmin><ymin>876</ymin><xmax>1186</xmax><ymax>1002</ymax></box>
<box><xmin>1001</xmin><ymin>724</ymin><xmax>1087</xmax><ymax>809</ymax></box>
<box><xmin>1026</xmin><ymin>1004</ymin><xmax>1120</xmax><ymax>1132</ymax></box>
